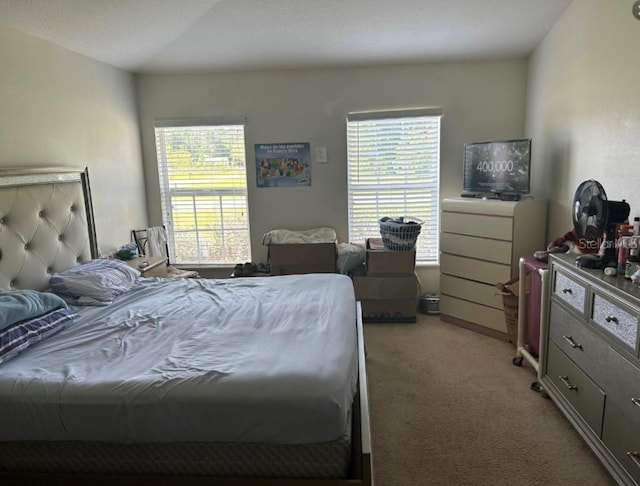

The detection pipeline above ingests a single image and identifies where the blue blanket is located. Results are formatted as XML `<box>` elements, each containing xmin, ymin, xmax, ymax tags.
<box><xmin>0</xmin><ymin>289</ymin><xmax>67</xmax><ymax>330</ymax></box>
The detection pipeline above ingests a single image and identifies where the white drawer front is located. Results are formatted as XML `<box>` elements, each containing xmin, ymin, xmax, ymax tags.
<box><xmin>440</xmin><ymin>253</ymin><xmax>511</xmax><ymax>285</ymax></box>
<box><xmin>440</xmin><ymin>274</ymin><xmax>504</xmax><ymax>310</ymax></box>
<box><xmin>441</xmin><ymin>212</ymin><xmax>513</xmax><ymax>240</ymax></box>
<box><xmin>440</xmin><ymin>232</ymin><xmax>512</xmax><ymax>264</ymax></box>
<box><xmin>441</xmin><ymin>295</ymin><xmax>507</xmax><ymax>333</ymax></box>
<box><xmin>591</xmin><ymin>293</ymin><xmax>638</xmax><ymax>349</ymax></box>
<box><xmin>553</xmin><ymin>270</ymin><xmax>587</xmax><ymax>316</ymax></box>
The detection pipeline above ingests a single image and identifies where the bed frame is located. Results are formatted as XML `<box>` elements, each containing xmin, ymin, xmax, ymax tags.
<box><xmin>0</xmin><ymin>167</ymin><xmax>98</xmax><ymax>291</ymax></box>
<box><xmin>0</xmin><ymin>167</ymin><xmax>373</xmax><ymax>486</ymax></box>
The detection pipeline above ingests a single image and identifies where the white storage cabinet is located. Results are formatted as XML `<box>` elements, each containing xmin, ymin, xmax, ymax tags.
<box><xmin>439</xmin><ymin>197</ymin><xmax>547</xmax><ymax>338</ymax></box>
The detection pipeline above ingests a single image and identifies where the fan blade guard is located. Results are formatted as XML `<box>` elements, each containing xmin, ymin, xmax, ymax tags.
<box><xmin>572</xmin><ymin>179</ymin><xmax>608</xmax><ymax>240</ymax></box>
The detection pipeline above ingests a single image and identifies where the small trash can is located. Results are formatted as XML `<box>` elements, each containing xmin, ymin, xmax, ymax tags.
<box><xmin>419</xmin><ymin>292</ymin><xmax>440</xmax><ymax>315</ymax></box>
<box><xmin>496</xmin><ymin>276</ymin><xmax>519</xmax><ymax>345</ymax></box>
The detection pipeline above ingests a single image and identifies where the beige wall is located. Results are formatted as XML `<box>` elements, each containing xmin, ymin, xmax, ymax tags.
<box><xmin>0</xmin><ymin>25</ymin><xmax>147</xmax><ymax>255</ymax></box>
<box><xmin>1</xmin><ymin>2</ymin><xmax>635</xmax><ymax>292</ymax></box>
<box><xmin>137</xmin><ymin>60</ymin><xmax>528</xmax><ymax>287</ymax></box>
<box><xmin>526</xmin><ymin>0</ymin><xmax>640</xmax><ymax>241</ymax></box>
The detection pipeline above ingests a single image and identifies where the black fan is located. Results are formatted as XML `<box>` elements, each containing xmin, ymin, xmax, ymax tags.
<box><xmin>572</xmin><ymin>180</ymin><xmax>629</xmax><ymax>268</ymax></box>
<box><xmin>573</xmin><ymin>180</ymin><xmax>608</xmax><ymax>245</ymax></box>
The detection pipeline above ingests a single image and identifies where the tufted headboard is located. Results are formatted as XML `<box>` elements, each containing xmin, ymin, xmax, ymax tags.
<box><xmin>0</xmin><ymin>167</ymin><xmax>98</xmax><ymax>291</ymax></box>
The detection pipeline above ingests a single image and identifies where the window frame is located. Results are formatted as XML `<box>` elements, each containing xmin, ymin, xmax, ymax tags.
<box><xmin>346</xmin><ymin>108</ymin><xmax>442</xmax><ymax>265</ymax></box>
<box><xmin>153</xmin><ymin>118</ymin><xmax>250</xmax><ymax>266</ymax></box>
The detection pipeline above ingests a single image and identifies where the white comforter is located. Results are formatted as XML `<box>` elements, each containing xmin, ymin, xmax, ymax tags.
<box><xmin>261</xmin><ymin>227</ymin><xmax>337</xmax><ymax>245</ymax></box>
<box><xmin>0</xmin><ymin>274</ymin><xmax>358</xmax><ymax>444</ymax></box>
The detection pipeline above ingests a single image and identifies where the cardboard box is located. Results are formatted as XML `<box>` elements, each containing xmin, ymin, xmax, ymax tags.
<box><xmin>353</xmin><ymin>274</ymin><xmax>417</xmax><ymax>322</ymax></box>
<box><xmin>360</xmin><ymin>299</ymin><xmax>417</xmax><ymax>323</ymax></box>
<box><xmin>269</xmin><ymin>242</ymin><xmax>336</xmax><ymax>275</ymax></box>
<box><xmin>365</xmin><ymin>238</ymin><xmax>415</xmax><ymax>275</ymax></box>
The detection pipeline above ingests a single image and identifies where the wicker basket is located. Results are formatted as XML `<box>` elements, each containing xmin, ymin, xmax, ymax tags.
<box><xmin>496</xmin><ymin>276</ymin><xmax>519</xmax><ymax>345</ymax></box>
<box><xmin>378</xmin><ymin>217</ymin><xmax>423</xmax><ymax>251</ymax></box>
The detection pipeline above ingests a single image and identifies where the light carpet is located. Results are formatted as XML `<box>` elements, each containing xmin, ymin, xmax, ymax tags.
<box><xmin>364</xmin><ymin>314</ymin><xmax>615</xmax><ymax>486</ymax></box>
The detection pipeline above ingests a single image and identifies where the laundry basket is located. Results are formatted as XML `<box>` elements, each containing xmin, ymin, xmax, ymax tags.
<box><xmin>378</xmin><ymin>217</ymin><xmax>423</xmax><ymax>251</ymax></box>
<box><xmin>496</xmin><ymin>276</ymin><xmax>519</xmax><ymax>345</ymax></box>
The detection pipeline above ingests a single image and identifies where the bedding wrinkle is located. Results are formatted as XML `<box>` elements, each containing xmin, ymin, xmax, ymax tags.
<box><xmin>0</xmin><ymin>274</ymin><xmax>359</xmax><ymax>444</ymax></box>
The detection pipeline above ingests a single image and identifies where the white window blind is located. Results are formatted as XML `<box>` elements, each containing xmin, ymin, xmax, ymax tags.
<box><xmin>347</xmin><ymin>109</ymin><xmax>441</xmax><ymax>263</ymax></box>
<box><xmin>154</xmin><ymin>120</ymin><xmax>250</xmax><ymax>265</ymax></box>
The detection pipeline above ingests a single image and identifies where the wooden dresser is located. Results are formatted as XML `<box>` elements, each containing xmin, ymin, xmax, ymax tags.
<box><xmin>439</xmin><ymin>197</ymin><xmax>546</xmax><ymax>339</ymax></box>
<box><xmin>542</xmin><ymin>254</ymin><xmax>640</xmax><ymax>485</ymax></box>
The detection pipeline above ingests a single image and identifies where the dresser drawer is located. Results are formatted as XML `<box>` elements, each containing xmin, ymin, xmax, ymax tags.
<box><xmin>440</xmin><ymin>274</ymin><xmax>503</xmax><ymax>310</ymax></box>
<box><xmin>440</xmin><ymin>295</ymin><xmax>507</xmax><ymax>333</ymax></box>
<box><xmin>440</xmin><ymin>232</ymin><xmax>512</xmax><ymax>264</ymax></box>
<box><xmin>604</xmin><ymin>347</ymin><xmax>640</xmax><ymax>425</ymax></box>
<box><xmin>546</xmin><ymin>341</ymin><xmax>605</xmax><ymax>437</ymax></box>
<box><xmin>440</xmin><ymin>253</ymin><xmax>511</xmax><ymax>285</ymax></box>
<box><xmin>441</xmin><ymin>212</ymin><xmax>513</xmax><ymax>240</ymax></box>
<box><xmin>590</xmin><ymin>291</ymin><xmax>639</xmax><ymax>350</ymax></box>
<box><xmin>602</xmin><ymin>400</ymin><xmax>640</xmax><ymax>484</ymax></box>
<box><xmin>552</xmin><ymin>269</ymin><xmax>587</xmax><ymax>316</ymax></box>
<box><xmin>548</xmin><ymin>302</ymin><xmax>609</xmax><ymax>385</ymax></box>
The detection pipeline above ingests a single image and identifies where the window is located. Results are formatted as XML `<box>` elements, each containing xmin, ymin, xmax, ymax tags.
<box><xmin>154</xmin><ymin>119</ymin><xmax>250</xmax><ymax>265</ymax></box>
<box><xmin>347</xmin><ymin>109</ymin><xmax>442</xmax><ymax>263</ymax></box>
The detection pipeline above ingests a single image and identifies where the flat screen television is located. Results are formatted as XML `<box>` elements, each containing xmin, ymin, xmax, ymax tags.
<box><xmin>463</xmin><ymin>138</ymin><xmax>531</xmax><ymax>196</ymax></box>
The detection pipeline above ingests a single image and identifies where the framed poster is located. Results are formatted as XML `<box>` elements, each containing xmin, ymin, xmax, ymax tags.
<box><xmin>255</xmin><ymin>142</ymin><xmax>311</xmax><ymax>187</ymax></box>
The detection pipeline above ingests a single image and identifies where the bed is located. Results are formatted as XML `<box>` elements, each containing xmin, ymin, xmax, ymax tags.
<box><xmin>0</xmin><ymin>167</ymin><xmax>373</xmax><ymax>485</ymax></box>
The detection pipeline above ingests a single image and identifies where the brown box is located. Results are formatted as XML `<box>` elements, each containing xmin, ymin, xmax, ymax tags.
<box><xmin>360</xmin><ymin>299</ymin><xmax>417</xmax><ymax>323</ymax></box>
<box><xmin>269</xmin><ymin>242</ymin><xmax>336</xmax><ymax>275</ymax></box>
<box><xmin>365</xmin><ymin>238</ymin><xmax>415</xmax><ymax>275</ymax></box>
<box><xmin>353</xmin><ymin>274</ymin><xmax>417</xmax><ymax>322</ymax></box>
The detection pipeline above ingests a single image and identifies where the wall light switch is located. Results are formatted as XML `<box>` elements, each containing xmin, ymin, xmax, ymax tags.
<box><xmin>315</xmin><ymin>146</ymin><xmax>328</xmax><ymax>163</ymax></box>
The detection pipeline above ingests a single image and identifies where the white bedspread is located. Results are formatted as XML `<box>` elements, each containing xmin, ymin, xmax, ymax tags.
<box><xmin>0</xmin><ymin>274</ymin><xmax>358</xmax><ymax>445</ymax></box>
<box><xmin>262</xmin><ymin>227</ymin><xmax>337</xmax><ymax>245</ymax></box>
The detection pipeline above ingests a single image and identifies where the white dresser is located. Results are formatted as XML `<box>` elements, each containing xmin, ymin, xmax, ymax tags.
<box><xmin>439</xmin><ymin>197</ymin><xmax>547</xmax><ymax>338</ymax></box>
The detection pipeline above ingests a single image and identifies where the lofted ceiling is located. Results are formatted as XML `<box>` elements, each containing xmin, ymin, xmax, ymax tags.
<box><xmin>0</xmin><ymin>0</ymin><xmax>572</xmax><ymax>74</ymax></box>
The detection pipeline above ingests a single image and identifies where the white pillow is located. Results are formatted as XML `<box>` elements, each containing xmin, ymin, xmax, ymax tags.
<box><xmin>49</xmin><ymin>259</ymin><xmax>140</xmax><ymax>305</ymax></box>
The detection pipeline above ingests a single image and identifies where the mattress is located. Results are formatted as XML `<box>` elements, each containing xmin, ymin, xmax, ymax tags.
<box><xmin>0</xmin><ymin>274</ymin><xmax>358</xmax><ymax>445</ymax></box>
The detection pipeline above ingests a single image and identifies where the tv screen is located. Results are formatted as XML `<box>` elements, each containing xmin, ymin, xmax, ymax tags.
<box><xmin>463</xmin><ymin>139</ymin><xmax>531</xmax><ymax>195</ymax></box>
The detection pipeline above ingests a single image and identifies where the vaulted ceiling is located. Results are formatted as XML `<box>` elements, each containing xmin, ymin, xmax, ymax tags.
<box><xmin>0</xmin><ymin>0</ymin><xmax>572</xmax><ymax>73</ymax></box>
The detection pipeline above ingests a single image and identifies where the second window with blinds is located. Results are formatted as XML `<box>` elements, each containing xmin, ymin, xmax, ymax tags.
<box><xmin>346</xmin><ymin>109</ymin><xmax>442</xmax><ymax>264</ymax></box>
<box><xmin>154</xmin><ymin>119</ymin><xmax>250</xmax><ymax>265</ymax></box>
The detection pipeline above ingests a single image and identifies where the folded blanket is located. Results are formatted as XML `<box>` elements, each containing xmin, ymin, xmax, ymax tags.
<box><xmin>0</xmin><ymin>289</ymin><xmax>68</xmax><ymax>330</ymax></box>
<box><xmin>0</xmin><ymin>307</ymin><xmax>77</xmax><ymax>364</ymax></box>
<box><xmin>262</xmin><ymin>227</ymin><xmax>337</xmax><ymax>245</ymax></box>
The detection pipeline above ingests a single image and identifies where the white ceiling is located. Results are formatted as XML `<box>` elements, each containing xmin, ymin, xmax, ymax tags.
<box><xmin>0</xmin><ymin>0</ymin><xmax>572</xmax><ymax>74</ymax></box>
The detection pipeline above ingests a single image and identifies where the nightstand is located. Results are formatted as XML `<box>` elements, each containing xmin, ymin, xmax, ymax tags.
<box><xmin>124</xmin><ymin>256</ymin><xmax>168</xmax><ymax>277</ymax></box>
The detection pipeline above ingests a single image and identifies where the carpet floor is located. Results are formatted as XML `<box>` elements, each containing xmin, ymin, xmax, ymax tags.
<box><xmin>364</xmin><ymin>314</ymin><xmax>616</xmax><ymax>486</ymax></box>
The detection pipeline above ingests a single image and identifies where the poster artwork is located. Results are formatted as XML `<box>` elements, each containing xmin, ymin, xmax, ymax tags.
<box><xmin>255</xmin><ymin>142</ymin><xmax>311</xmax><ymax>187</ymax></box>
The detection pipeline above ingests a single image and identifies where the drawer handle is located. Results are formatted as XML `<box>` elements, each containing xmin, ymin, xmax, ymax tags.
<box><xmin>631</xmin><ymin>398</ymin><xmax>640</xmax><ymax>408</ymax></box>
<box><xmin>559</xmin><ymin>376</ymin><xmax>578</xmax><ymax>391</ymax></box>
<box><xmin>627</xmin><ymin>451</ymin><xmax>640</xmax><ymax>469</ymax></box>
<box><xmin>561</xmin><ymin>288</ymin><xmax>573</xmax><ymax>294</ymax></box>
<box><xmin>562</xmin><ymin>335</ymin><xmax>583</xmax><ymax>350</ymax></box>
<box><xmin>605</xmin><ymin>315</ymin><xmax>619</xmax><ymax>324</ymax></box>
